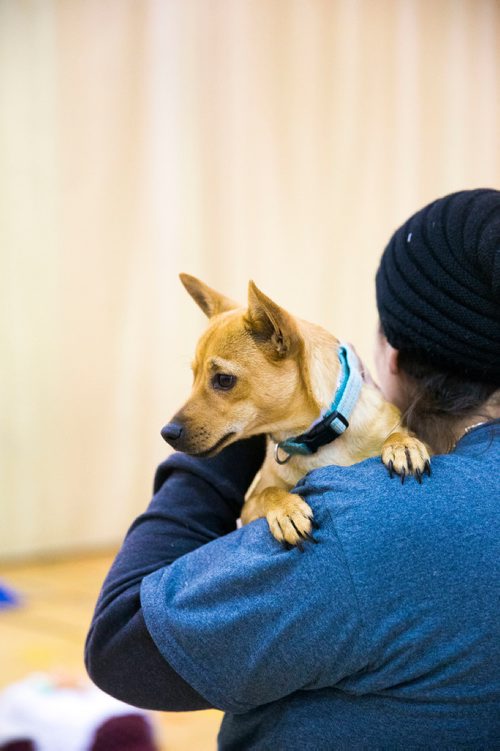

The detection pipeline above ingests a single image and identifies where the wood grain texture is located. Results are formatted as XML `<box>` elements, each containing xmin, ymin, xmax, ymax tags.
<box><xmin>0</xmin><ymin>552</ymin><xmax>222</xmax><ymax>751</ymax></box>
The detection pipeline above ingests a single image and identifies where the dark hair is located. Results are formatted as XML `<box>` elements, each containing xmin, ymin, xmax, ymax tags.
<box><xmin>396</xmin><ymin>349</ymin><xmax>499</xmax><ymax>454</ymax></box>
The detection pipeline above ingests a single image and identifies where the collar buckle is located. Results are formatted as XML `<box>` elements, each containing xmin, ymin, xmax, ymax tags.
<box><xmin>294</xmin><ymin>410</ymin><xmax>349</xmax><ymax>454</ymax></box>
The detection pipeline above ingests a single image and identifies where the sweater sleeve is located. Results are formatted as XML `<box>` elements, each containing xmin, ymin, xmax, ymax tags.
<box><xmin>84</xmin><ymin>435</ymin><xmax>266</xmax><ymax>711</ymax></box>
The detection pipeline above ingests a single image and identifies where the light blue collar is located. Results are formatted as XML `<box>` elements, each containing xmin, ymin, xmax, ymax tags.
<box><xmin>274</xmin><ymin>344</ymin><xmax>363</xmax><ymax>463</ymax></box>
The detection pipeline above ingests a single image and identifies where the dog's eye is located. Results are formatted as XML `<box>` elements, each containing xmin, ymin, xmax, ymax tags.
<box><xmin>212</xmin><ymin>373</ymin><xmax>237</xmax><ymax>391</ymax></box>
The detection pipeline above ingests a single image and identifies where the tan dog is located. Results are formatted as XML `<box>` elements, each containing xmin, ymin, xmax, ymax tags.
<box><xmin>161</xmin><ymin>274</ymin><xmax>431</xmax><ymax>548</ymax></box>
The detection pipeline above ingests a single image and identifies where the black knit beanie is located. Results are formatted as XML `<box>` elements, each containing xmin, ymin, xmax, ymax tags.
<box><xmin>376</xmin><ymin>188</ymin><xmax>500</xmax><ymax>382</ymax></box>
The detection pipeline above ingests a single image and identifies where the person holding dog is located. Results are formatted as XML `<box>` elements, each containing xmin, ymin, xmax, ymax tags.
<box><xmin>86</xmin><ymin>188</ymin><xmax>500</xmax><ymax>749</ymax></box>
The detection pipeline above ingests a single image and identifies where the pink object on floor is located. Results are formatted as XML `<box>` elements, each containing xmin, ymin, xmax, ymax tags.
<box><xmin>91</xmin><ymin>714</ymin><xmax>156</xmax><ymax>751</ymax></box>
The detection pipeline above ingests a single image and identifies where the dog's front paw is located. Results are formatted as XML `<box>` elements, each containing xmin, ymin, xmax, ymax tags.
<box><xmin>382</xmin><ymin>432</ymin><xmax>431</xmax><ymax>484</ymax></box>
<box><xmin>266</xmin><ymin>493</ymin><xmax>317</xmax><ymax>551</ymax></box>
<box><xmin>242</xmin><ymin>488</ymin><xmax>318</xmax><ymax>551</ymax></box>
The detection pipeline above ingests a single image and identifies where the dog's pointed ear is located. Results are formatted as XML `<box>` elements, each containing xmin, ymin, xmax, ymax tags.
<box><xmin>179</xmin><ymin>273</ymin><xmax>238</xmax><ymax>318</ymax></box>
<box><xmin>245</xmin><ymin>281</ymin><xmax>300</xmax><ymax>358</ymax></box>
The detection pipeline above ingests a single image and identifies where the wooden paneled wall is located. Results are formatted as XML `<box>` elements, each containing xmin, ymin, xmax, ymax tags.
<box><xmin>1</xmin><ymin>0</ymin><xmax>498</xmax><ymax>557</ymax></box>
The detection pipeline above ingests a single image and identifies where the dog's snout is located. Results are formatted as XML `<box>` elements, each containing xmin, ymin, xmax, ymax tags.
<box><xmin>161</xmin><ymin>421</ymin><xmax>183</xmax><ymax>445</ymax></box>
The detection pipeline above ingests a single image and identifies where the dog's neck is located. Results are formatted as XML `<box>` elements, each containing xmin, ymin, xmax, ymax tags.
<box><xmin>270</xmin><ymin>322</ymin><xmax>398</xmax><ymax>464</ymax></box>
<box><xmin>301</xmin><ymin>323</ymin><xmax>343</xmax><ymax>414</ymax></box>
<box><xmin>270</xmin><ymin>321</ymin><xmax>346</xmax><ymax>443</ymax></box>
<box><xmin>301</xmin><ymin>329</ymin><xmax>402</xmax><ymax>465</ymax></box>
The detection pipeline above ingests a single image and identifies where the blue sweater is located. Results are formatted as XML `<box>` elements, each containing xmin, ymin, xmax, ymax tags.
<box><xmin>86</xmin><ymin>422</ymin><xmax>500</xmax><ymax>750</ymax></box>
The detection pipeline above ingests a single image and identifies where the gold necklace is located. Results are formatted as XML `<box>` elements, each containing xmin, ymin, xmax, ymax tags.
<box><xmin>463</xmin><ymin>421</ymin><xmax>487</xmax><ymax>436</ymax></box>
<box><xmin>451</xmin><ymin>420</ymin><xmax>487</xmax><ymax>451</ymax></box>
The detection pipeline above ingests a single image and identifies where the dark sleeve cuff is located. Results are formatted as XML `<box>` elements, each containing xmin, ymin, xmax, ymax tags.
<box><xmin>86</xmin><ymin>605</ymin><xmax>212</xmax><ymax>711</ymax></box>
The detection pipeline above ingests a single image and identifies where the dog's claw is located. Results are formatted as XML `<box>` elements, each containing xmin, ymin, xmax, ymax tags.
<box><xmin>310</xmin><ymin>517</ymin><xmax>320</xmax><ymax>530</ymax></box>
<box><xmin>277</xmin><ymin>518</ymin><xmax>318</xmax><ymax>551</ymax></box>
<box><xmin>304</xmin><ymin>531</ymin><xmax>319</xmax><ymax>544</ymax></box>
<box><xmin>400</xmin><ymin>467</ymin><xmax>406</xmax><ymax>485</ymax></box>
<box><xmin>290</xmin><ymin>518</ymin><xmax>303</xmax><ymax>539</ymax></box>
<box><xmin>425</xmin><ymin>460</ymin><xmax>432</xmax><ymax>476</ymax></box>
<box><xmin>387</xmin><ymin>459</ymin><xmax>394</xmax><ymax>479</ymax></box>
<box><xmin>415</xmin><ymin>468</ymin><xmax>423</xmax><ymax>484</ymax></box>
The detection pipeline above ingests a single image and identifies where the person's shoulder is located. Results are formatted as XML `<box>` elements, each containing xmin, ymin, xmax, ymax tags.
<box><xmin>295</xmin><ymin>447</ymin><xmax>497</xmax><ymax>529</ymax></box>
<box><xmin>295</xmin><ymin>455</ymin><xmax>400</xmax><ymax>506</ymax></box>
<box><xmin>298</xmin><ymin>455</ymin><xmax>388</xmax><ymax>491</ymax></box>
<box><xmin>298</xmin><ymin>442</ymin><xmax>497</xmax><ymax>496</ymax></box>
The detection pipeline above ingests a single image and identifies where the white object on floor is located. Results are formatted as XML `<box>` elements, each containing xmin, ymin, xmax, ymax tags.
<box><xmin>0</xmin><ymin>672</ymin><xmax>154</xmax><ymax>751</ymax></box>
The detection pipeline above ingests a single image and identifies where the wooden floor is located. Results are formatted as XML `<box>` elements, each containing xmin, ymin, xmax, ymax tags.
<box><xmin>0</xmin><ymin>552</ymin><xmax>223</xmax><ymax>750</ymax></box>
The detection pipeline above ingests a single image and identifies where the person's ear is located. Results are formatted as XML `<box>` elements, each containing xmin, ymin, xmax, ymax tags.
<box><xmin>387</xmin><ymin>344</ymin><xmax>400</xmax><ymax>375</ymax></box>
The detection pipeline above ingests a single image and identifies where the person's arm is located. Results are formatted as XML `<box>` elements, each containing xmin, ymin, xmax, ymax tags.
<box><xmin>138</xmin><ymin>465</ymin><xmax>367</xmax><ymax>715</ymax></box>
<box><xmin>84</xmin><ymin>435</ymin><xmax>266</xmax><ymax>711</ymax></box>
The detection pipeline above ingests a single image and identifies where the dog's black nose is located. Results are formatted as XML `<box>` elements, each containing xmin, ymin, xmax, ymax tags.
<box><xmin>161</xmin><ymin>422</ymin><xmax>183</xmax><ymax>444</ymax></box>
